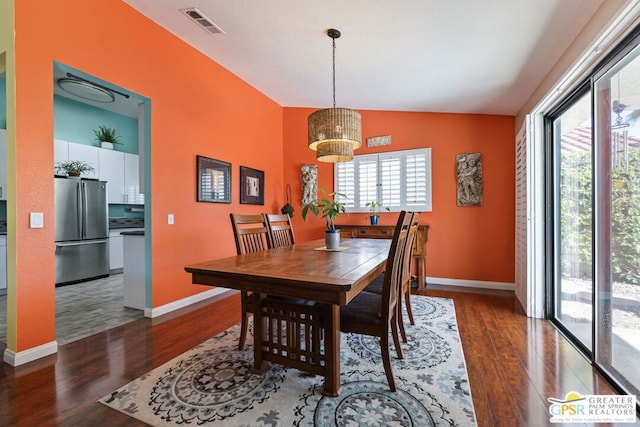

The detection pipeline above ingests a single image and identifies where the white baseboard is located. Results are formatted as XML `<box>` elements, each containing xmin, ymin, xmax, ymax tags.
<box><xmin>4</xmin><ymin>341</ymin><xmax>58</xmax><ymax>367</ymax></box>
<box><xmin>144</xmin><ymin>287</ymin><xmax>231</xmax><ymax>318</ymax></box>
<box><xmin>426</xmin><ymin>276</ymin><xmax>515</xmax><ymax>291</ymax></box>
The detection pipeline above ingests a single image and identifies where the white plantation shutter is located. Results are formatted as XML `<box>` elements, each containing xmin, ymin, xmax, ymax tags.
<box><xmin>515</xmin><ymin>113</ymin><xmax>544</xmax><ymax>318</ymax></box>
<box><xmin>335</xmin><ymin>161</ymin><xmax>355</xmax><ymax>208</ymax></box>
<box><xmin>405</xmin><ymin>151</ymin><xmax>431</xmax><ymax>209</ymax></box>
<box><xmin>358</xmin><ymin>158</ymin><xmax>378</xmax><ymax>208</ymax></box>
<box><xmin>379</xmin><ymin>155</ymin><xmax>401</xmax><ymax>207</ymax></box>
<box><xmin>334</xmin><ymin>148</ymin><xmax>432</xmax><ymax>212</ymax></box>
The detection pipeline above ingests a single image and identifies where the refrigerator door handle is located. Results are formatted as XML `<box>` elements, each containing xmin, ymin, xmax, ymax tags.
<box><xmin>76</xmin><ymin>182</ymin><xmax>83</xmax><ymax>238</ymax></box>
<box><xmin>81</xmin><ymin>181</ymin><xmax>88</xmax><ymax>238</ymax></box>
<box><xmin>56</xmin><ymin>239</ymin><xmax>109</xmax><ymax>247</ymax></box>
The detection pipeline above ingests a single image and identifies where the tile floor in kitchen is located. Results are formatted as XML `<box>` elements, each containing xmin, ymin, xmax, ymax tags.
<box><xmin>0</xmin><ymin>274</ymin><xmax>143</xmax><ymax>345</ymax></box>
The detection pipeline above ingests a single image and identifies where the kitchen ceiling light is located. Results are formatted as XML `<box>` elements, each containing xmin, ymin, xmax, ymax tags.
<box><xmin>58</xmin><ymin>78</ymin><xmax>115</xmax><ymax>103</ymax></box>
<box><xmin>308</xmin><ymin>28</ymin><xmax>362</xmax><ymax>163</ymax></box>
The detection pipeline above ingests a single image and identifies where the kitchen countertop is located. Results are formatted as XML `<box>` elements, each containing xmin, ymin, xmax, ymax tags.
<box><xmin>121</xmin><ymin>230</ymin><xmax>144</xmax><ymax>236</ymax></box>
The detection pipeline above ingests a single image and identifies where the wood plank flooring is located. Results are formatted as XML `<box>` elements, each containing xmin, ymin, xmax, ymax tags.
<box><xmin>0</xmin><ymin>287</ymin><xmax>637</xmax><ymax>426</ymax></box>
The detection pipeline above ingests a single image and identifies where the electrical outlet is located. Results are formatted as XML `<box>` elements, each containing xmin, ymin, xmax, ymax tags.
<box><xmin>168</xmin><ymin>214</ymin><xmax>174</xmax><ymax>225</ymax></box>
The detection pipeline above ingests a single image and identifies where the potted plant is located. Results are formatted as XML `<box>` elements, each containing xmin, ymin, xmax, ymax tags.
<box><xmin>302</xmin><ymin>191</ymin><xmax>347</xmax><ymax>249</ymax></box>
<box><xmin>55</xmin><ymin>160</ymin><xmax>95</xmax><ymax>177</ymax></box>
<box><xmin>93</xmin><ymin>125</ymin><xmax>121</xmax><ymax>149</ymax></box>
<box><xmin>365</xmin><ymin>201</ymin><xmax>390</xmax><ymax>225</ymax></box>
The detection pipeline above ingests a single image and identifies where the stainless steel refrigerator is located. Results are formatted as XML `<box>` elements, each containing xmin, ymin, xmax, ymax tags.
<box><xmin>55</xmin><ymin>177</ymin><xmax>109</xmax><ymax>285</ymax></box>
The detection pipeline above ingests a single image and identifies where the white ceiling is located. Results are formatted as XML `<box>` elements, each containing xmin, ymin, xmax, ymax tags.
<box><xmin>120</xmin><ymin>0</ymin><xmax>604</xmax><ymax>115</ymax></box>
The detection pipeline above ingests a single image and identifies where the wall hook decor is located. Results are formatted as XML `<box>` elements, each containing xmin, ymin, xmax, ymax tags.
<box><xmin>281</xmin><ymin>184</ymin><xmax>294</xmax><ymax>217</ymax></box>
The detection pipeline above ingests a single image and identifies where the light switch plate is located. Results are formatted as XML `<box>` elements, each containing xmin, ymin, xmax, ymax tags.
<box><xmin>30</xmin><ymin>212</ymin><xmax>44</xmax><ymax>228</ymax></box>
<box><xmin>168</xmin><ymin>214</ymin><xmax>174</xmax><ymax>225</ymax></box>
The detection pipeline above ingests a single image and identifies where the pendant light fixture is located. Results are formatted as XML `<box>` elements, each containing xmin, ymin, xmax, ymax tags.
<box><xmin>308</xmin><ymin>28</ymin><xmax>362</xmax><ymax>163</ymax></box>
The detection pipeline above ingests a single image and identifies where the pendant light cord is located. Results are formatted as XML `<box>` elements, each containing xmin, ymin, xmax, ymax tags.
<box><xmin>326</xmin><ymin>28</ymin><xmax>341</xmax><ymax>109</ymax></box>
<box><xmin>332</xmin><ymin>37</ymin><xmax>337</xmax><ymax>108</ymax></box>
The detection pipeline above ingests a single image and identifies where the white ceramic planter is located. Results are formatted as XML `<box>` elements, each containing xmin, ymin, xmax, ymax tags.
<box><xmin>101</xmin><ymin>141</ymin><xmax>114</xmax><ymax>150</ymax></box>
<box><xmin>325</xmin><ymin>229</ymin><xmax>340</xmax><ymax>250</ymax></box>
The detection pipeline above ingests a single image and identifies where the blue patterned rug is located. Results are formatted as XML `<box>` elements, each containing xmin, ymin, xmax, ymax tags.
<box><xmin>99</xmin><ymin>296</ymin><xmax>477</xmax><ymax>426</ymax></box>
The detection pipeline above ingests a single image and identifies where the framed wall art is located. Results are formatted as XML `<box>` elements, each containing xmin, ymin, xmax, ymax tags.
<box><xmin>240</xmin><ymin>166</ymin><xmax>265</xmax><ymax>205</ymax></box>
<box><xmin>196</xmin><ymin>155</ymin><xmax>231</xmax><ymax>203</ymax></box>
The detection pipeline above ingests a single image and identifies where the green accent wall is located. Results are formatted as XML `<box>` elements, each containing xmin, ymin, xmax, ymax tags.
<box><xmin>53</xmin><ymin>95</ymin><xmax>138</xmax><ymax>154</ymax></box>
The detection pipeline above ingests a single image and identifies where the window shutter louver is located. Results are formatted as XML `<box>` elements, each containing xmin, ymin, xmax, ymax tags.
<box><xmin>406</xmin><ymin>153</ymin><xmax>429</xmax><ymax>207</ymax></box>
<box><xmin>358</xmin><ymin>158</ymin><xmax>378</xmax><ymax>208</ymax></box>
<box><xmin>334</xmin><ymin>148</ymin><xmax>432</xmax><ymax>212</ymax></box>
<box><xmin>380</xmin><ymin>156</ymin><xmax>401</xmax><ymax>207</ymax></box>
<box><xmin>335</xmin><ymin>162</ymin><xmax>355</xmax><ymax>207</ymax></box>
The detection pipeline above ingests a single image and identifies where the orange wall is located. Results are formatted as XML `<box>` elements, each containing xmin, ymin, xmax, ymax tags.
<box><xmin>11</xmin><ymin>0</ymin><xmax>283</xmax><ymax>351</ymax></box>
<box><xmin>10</xmin><ymin>0</ymin><xmax>515</xmax><ymax>355</ymax></box>
<box><xmin>283</xmin><ymin>108</ymin><xmax>515</xmax><ymax>283</ymax></box>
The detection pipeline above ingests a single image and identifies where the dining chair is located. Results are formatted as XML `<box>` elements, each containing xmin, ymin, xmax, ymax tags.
<box><xmin>229</xmin><ymin>213</ymin><xmax>272</xmax><ymax>350</ymax></box>
<box><xmin>364</xmin><ymin>211</ymin><xmax>421</xmax><ymax>342</ymax></box>
<box><xmin>265</xmin><ymin>213</ymin><xmax>295</xmax><ymax>247</ymax></box>
<box><xmin>340</xmin><ymin>210</ymin><xmax>414</xmax><ymax>392</ymax></box>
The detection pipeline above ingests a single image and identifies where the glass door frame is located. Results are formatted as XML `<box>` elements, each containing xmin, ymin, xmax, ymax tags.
<box><xmin>545</xmin><ymin>24</ymin><xmax>640</xmax><ymax>406</ymax></box>
<box><xmin>544</xmin><ymin>80</ymin><xmax>594</xmax><ymax>359</ymax></box>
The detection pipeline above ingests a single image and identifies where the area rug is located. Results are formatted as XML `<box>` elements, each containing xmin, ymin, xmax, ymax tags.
<box><xmin>99</xmin><ymin>296</ymin><xmax>477</xmax><ymax>426</ymax></box>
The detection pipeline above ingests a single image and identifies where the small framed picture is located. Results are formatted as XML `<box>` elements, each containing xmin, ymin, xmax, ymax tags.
<box><xmin>197</xmin><ymin>155</ymin><xmax>231</xmax><ymax>203</ymax></box>
<box><xmin>240</xmin><ymin>166</ymin><xmax>264</xmax><ymax>205</ymax></box>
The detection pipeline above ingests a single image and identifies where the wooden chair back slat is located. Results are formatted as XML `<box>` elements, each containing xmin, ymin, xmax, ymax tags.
<box><xmin>230</xmin><ymin>213</ymin><xmax>271</xmax><ymax>254</ymax></box>
<box><xmin>265</xmin><ymin>213</ymin><xmax>296</xmax><ymax>248</ymax></box>
<box><xmin>380</xmin><ymin>211</ymin><xmax>414</xmax><ymax>319</ymax></box>
<box><xmin>402</xmin><ymin>212</ymin><xmax>421</xmax><ymax>286</ymax></box>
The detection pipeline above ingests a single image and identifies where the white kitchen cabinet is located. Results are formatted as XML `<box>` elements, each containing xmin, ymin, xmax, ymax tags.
<box><xmin>99</xmin><ymin>149</ymin><xmax>125</xmax><ymax>204</ymax></box>
<box><xmin>54</xmin><ymin>141</ymin><xmax>142</xmax><ymax>204</ymax></box>
<box><xmin>55</xmin><ymin>141</ymin><xmax>142</xmax><ymax>205</ymax></box>
<box><xmin>109</xmin><ymin>230</ymin><xmax>124</xmax><ymax>272</ymax></box>
<box><xmin>123</xmin><ymin>232</ymin><xmax>145</xmax><ymax>310</ymax></box>
<box><xmin>124</xmin><ymin>153</ymin><xmax>144</xmax><ymax>204</ymax></box>
<box><xmin>68</xmin><ymin>143</ymin><xmax>99</xmax><ymax>179</ymax></box>
<box><xmin>0</xmin><ymin>129</ymin><xmax>6</xmax><ymax>200</ymax></box>
<box><xmin>0</xmin><ymin>235</ymin><xmax>7</xmax><ymax>293</ymax></box>
<box><xmin>109</xmin><ymin>228</ymin><xmax>143</xmax><ymax>272</ymax></box>
<box><xmin>53</xmin><ymin>138</ymin><xmax>69</xmax><ymax>172</ymax></box>
<box><xmin>99</xmin><ymin>150</ymin><xmax>142</xmax><ymax>204</ymax></box>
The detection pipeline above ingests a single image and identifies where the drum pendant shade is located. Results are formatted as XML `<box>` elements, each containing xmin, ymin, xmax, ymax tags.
<box><xmin>307</xmin><ymin>29</ymin><xmax>362</xmax><ymax>163</ymax></box>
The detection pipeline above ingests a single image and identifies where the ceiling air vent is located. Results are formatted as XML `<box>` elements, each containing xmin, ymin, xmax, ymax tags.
<box><xmin>180</xmin><ymin>8</ymin><xmax>225</xmax><ymax>35</ymax></box>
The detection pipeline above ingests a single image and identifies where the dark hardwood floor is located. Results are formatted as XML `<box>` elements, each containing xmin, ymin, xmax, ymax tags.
<box><xmin>0</xmin><ymin>287</ymin><xmax>637</xmax><ymax>426</ymax></box>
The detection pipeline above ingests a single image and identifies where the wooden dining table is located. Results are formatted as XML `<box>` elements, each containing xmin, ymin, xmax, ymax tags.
<box><xmin>184</xmin><ymin>237</ymin><xmax>391</xmax><ymax>396</ymax></box>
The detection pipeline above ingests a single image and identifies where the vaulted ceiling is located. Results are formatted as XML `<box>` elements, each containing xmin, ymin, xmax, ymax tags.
<box><xmin>123</xmin><ymin>0</ymin><xmax>605</xmax><ymax>115</ymax></box>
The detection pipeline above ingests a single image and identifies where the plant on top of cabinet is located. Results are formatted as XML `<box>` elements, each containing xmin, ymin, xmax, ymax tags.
<box><xmin>55</xmin><ymin>160</ymin><xmax>95</xmax><ymax>177</ymax></box>
<box><xmin>93</xmin><ymin>125</ymin><xmax>121</xmax><ymax>149</ymax></box>
<box><xmin>365</xmin><ymin>201</ymin><xmax>390</xmax><ymax>225</ymax></box>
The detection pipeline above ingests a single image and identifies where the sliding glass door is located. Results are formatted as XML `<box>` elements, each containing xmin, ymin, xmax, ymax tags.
<box><xmin>593</xmin><ymin>46</ymin><xmax>640</xmax><ymax>395</ymax></box>
<box><xmin>550</xmin><ymin>88</ymin><xmax>594</xmax><ymax>350</ymax></box>
<box><xmin>547</xmin><ymin>29</ymin><xmax>640</xmax><ymax>401</ymax></box>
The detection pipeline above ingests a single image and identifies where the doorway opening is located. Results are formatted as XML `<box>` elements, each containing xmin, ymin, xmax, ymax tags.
<box><xmin>51</xmin><ymin>62</ymin><xmax>150</xmax><ymax>343</ymax></box>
